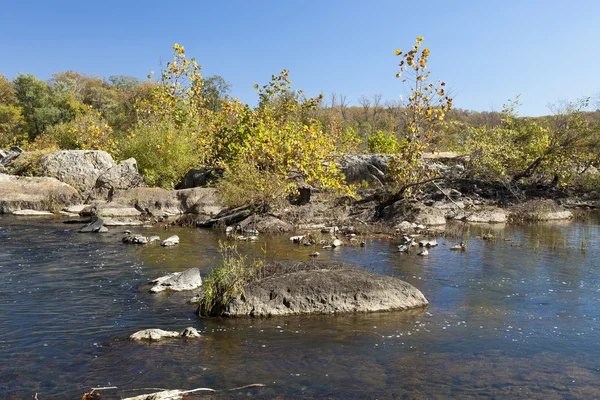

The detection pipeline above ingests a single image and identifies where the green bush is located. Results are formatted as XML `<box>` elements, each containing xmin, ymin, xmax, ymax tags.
<box><xmin>367</xmin><ymin>130</ymin><xmax>406</xmax><ymax>154</ymax></box>
<box><xmin>199</xmin><ymin>242</ymin><xmax>263</xmax><ymax>316</ymax></box>
<box><xmin>118</xmin><ymin>120</ymin><xmax>200</xmax><ymax>188</ymax></box>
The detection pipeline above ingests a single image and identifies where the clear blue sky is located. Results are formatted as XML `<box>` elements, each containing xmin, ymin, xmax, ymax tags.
<box><xmin>1</xmin><ymin>0</ymin><xmax>598</xmax><ymax>116</ymax></box>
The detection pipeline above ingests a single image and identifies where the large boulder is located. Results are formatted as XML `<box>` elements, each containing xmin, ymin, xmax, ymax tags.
<box><xmin>0</xmin><ymin>147</ymin><xmax>23</xmax><ymax>172</ymax></box>
<box><xmin>380</xmin><ymin>199</ymin><xmax>447</xmax><ymax>226</ymax></box>
<box><xmin>88</xmin><ymin>158</ymin><xmax>143</xmax><ymax>201</ymax></box>
<box><xmin>338</xmin><ymin>154</ymin><xmax>391</xmax><ymax>186</ymax></box>
<box><xmin>454</xmin><ymin>206</ymin><xmax>507</xmax><ymax>223</ymax></box>
<box><xmin>238</xmin><ymin>214</ymin><xmax>293</xmax><ymax>233</ymax></box>
<box><xmin>175</xmin><ymin>167</ymin><xmax>224</xmax><ymax>189</ymax></box>
<box><xmin>508</xmin><ymin>199</ymin><xmax>573</xmax><ymax>222</ymax></box>
<box><xmin>113</xmin><ymin>187</ymin><xmax>222</xmax><ymax>216</ymax></box>
<box><xmin>39</xmin><ymin>150</ymin><xmax>115</xmax><ymax>198</ymax></box>
<box><xmin>0</xmin><ymin>173</ymin><xmax>79</xmax><ymax>213</ymax></box>
<box><xmin>198</xmin><ymin>261</ymin><xmax>428</xmax><ymax>317</ymax></box>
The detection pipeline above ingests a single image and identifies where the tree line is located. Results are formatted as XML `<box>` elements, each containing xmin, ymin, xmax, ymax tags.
<box><xmin>1</xmin><ymin>38</ymin><xmax>599</xmax><ymax>206</ymax></box>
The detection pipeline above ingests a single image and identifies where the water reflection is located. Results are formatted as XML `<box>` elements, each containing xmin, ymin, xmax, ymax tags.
<box><xmin>0</xmin><ymin>214</ymin><xmax>599</xmax><ymax>399</ymax></box>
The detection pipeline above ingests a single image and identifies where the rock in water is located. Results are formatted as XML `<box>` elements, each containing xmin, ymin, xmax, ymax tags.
<box><xmin>78</xmin><ymin>217</ymin><xmax>105</xmax><ymax>233</ymax></box>
<box><xmin>150</xmin><ymin>268</ymin><xmax>202</xmax><ymax>293</ymax></box>
<box><xmin>161</xmin><ymin>235</ymin><xmax>180</xmax><ymax>247</ymax></box>
<box><xmin>418</xmin><ymin>239</ymin><xmax>438</xmax><ymax>248</ymax></box>
<box><xmin>130</xmin><ymin>329</ymin><xmax>180</xmax><ymax>341</ymax></box>
<box><xmin>122</xmin><ymin>235</ymin><xmax>149</xmax><ymax>244</ymax></box>
<box><xmin>198</xmin><ymin>261</ymin><xmax>428</xmax><ymax>317</ymax></box>
<box><xmin>11</xmin><ymin>210</ymin><xmax>53</xmax><ymax>216</ymax></box>
<box><xmin>179</xmin><ymin>327</ymin><xmax>201</xmax><ymax>338</ymax></box>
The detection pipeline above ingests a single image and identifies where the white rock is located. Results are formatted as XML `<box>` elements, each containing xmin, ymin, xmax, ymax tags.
<box><xmin>102</xmin><ymin>217</ymin><xmax>144</xmax><ymax>226</ymax></box>
<box><xmin>150</xmin><ymin>268</ymin><xmax>202</xmax><ymax>293</ymax></box>
<box><xmin>179</xmin><ymin>327</ymin><xmax>202</xmax><ymax>338</ymax></box>
<box><xmin>12</xmin><ymin>209</ymin><xmax>53</xmax><ymax>216</ymax></box>
<box><xmin>161</xmin><ymin>235</ymin><xmax>180</xmax><ymax>247</ymax></box>
<box><xmin>63</xmin><ymin>204</ymin><xmax>87</xmax><ymax>214</ymax></box>
<box><xmin>130</xmin><ymin>328</ymin><xmax>180</xmax><ymax>341</ymax></box>
<box><xmin>332</xmin><ymin>239</ymin><xmax>343</xmax><ymax>247</ymax></box>
<box><xmin>97</xmin><ymin>207</ymin><xmax>142</xmax><ymax>217</ymax></box>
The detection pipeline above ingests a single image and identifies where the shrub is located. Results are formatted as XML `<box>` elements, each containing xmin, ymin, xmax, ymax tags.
<box><xmin>119</xmin><ymin>120</ymin><xmax>200</xmax><ymax>188</ymax></box>
<box><xmin>367</xmin><ymin>130</ymin><xmax>406</xmax><ymax>153</ymax></box>
<box><xmin>199</xmin><ymin>242</ymin><xmax>263</xmax><ymax>316</ymax></box>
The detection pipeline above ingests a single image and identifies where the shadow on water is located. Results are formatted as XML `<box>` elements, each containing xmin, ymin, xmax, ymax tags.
<box><xmin>0</xmin><ymin>214</ymin><xmax>600</xmax><ymax>398</ymax></box>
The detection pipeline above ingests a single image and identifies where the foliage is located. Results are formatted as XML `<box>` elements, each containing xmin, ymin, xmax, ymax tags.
<box><xmin>388</xmin><ymin>36</ymin><xmax>452</xmax><ymax>195</ymax></box>
<box><xmin>367</xmin><ymin>130</ymin><xmax>406</xmax><ymax>153</ymax></box>
<box><xmin>465</xmin><ymin>97</ymin><xmax>597</xmax><ymax>186</ymax></box>
<box><xmin>199</xmin><ymin>242</ymin><xmax>263</xmax><ymax>316</ymax></box>
<box><xmin>13</xmin><ymin>74</ymin><xmax>61</xmax><ymax>141</ymax></box>
<box><xmin>8</xmin><ymin>147</ymin><xmax>58</xmax><ymax>176</ymax></box>
<box><xmin>40</xmin><ymin>106</ymin><xmax>117</xmax><ymax>152</ymax></box>
<box><xmin>119</xmin><ymin>119</ymin><xmax>200</xmax><ymax>188</ymax></box>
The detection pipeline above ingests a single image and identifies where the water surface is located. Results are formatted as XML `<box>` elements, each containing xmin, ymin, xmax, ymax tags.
<box><xmin>0</xmin><ymin>215</ymin><xmax>599</xmax><ymax>399</ymax></box>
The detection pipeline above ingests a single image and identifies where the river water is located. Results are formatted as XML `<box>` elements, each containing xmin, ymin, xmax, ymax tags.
<box><xmin>0</xmin><ymin>215</ymin><xmax>599</xmax><ymax>399</ymax></box>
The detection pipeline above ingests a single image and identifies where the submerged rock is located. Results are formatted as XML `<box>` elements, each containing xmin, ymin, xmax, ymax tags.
<box><xmin>198</xmin><ymin>261</ymin><xmax>428</xmax><ymax>317</ymax></box>
<box><xmin>150</xmin><ymin>268</ymin><xmax>202</xmax><ymax>293</ymax></box>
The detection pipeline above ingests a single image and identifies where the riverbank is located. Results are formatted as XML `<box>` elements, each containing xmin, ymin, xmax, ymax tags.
<box><xmin>1</xmin><ymin>149</ymin><xmax>597</xmax><ymax>238</ymax></box>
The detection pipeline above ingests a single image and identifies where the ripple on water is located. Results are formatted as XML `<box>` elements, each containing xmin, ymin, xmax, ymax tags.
<box><xmin>1</xmin><ymin>216</ymin><xmax>600</xmax><ymax>398</ymax></box>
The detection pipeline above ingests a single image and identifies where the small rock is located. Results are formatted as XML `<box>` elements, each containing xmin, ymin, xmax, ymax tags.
<box><xmin>179</xmin><ymin>327</ymin><xmax>202</xmax><ymax>338</ymax></box>
<box><xmin>309</xmin><ymin>252</ymin><xmax>320</xmax><ymax>257</ymax></box>
<box><xmin>130</xmin><ymin>329</ymin><xmax>180</xmax><ymax>341</ymax></box>
<box><xmin>122</xmin><ymin>235</ymin><xmax>149</xmax><ymax>244</ymax></box>
<box><xmin>417</xmin><ymin>249</ymin><xmax>429</xmax><ymax>256</ymax></box>
<box><xmin>150</xmin><ymin>268</ymin><xmax>202</xmax><ymax>293</ymax></box>
<box><xmin>124</xmin><ymin>230</ymin><xmax>132</xmax><ymax>234</ymax></box>
<box><xmin>289</xmin><ymin>235</ymin><xmax>305</xmax><ymax>243</ymax></box>
<box><xmin>419</xmin><ymin>240</ymin><xmax>438</xmax><ymax>248</ymax></box>
<box><xmin>161</xmin><ymin>235</ymin><xmax>180</xmax><ymax>247</ymax></box>
<box><xmin>148</xmin><ymin>235</ymin><xmax>161</xmax><ymax>243</ymax></box>
<box><xmin>332</xmin><ymin>239</ymin><xmax>343</xmax><ymax>247</ymax></box>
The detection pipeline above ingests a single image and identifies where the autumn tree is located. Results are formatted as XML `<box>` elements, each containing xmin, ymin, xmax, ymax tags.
<box><xmin>386</xmin><ymin>36</ymin><xmax>453</xmax><ymax>199</ymax></box>
<box><xmin>465</xmin><ymin>97</ymin><xmax>598</xmax><ymax>187</ymax></box>
<box><xmin>0</xmin><ymin>74</ymin><xmax>25</xmax><ymax>145</ymax></box>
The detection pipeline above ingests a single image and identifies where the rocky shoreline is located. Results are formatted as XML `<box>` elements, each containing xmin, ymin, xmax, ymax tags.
<box><xmin>1</xmin><ymin>148</ymin><xmax>595</xmax><ymax>235</ymax></box>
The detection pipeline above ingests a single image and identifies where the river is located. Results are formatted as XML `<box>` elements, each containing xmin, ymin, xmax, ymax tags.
<box><xmin>0</xmin><ymin>215</ymin><xmax>599</xmax><ymax>399</ymax></box>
